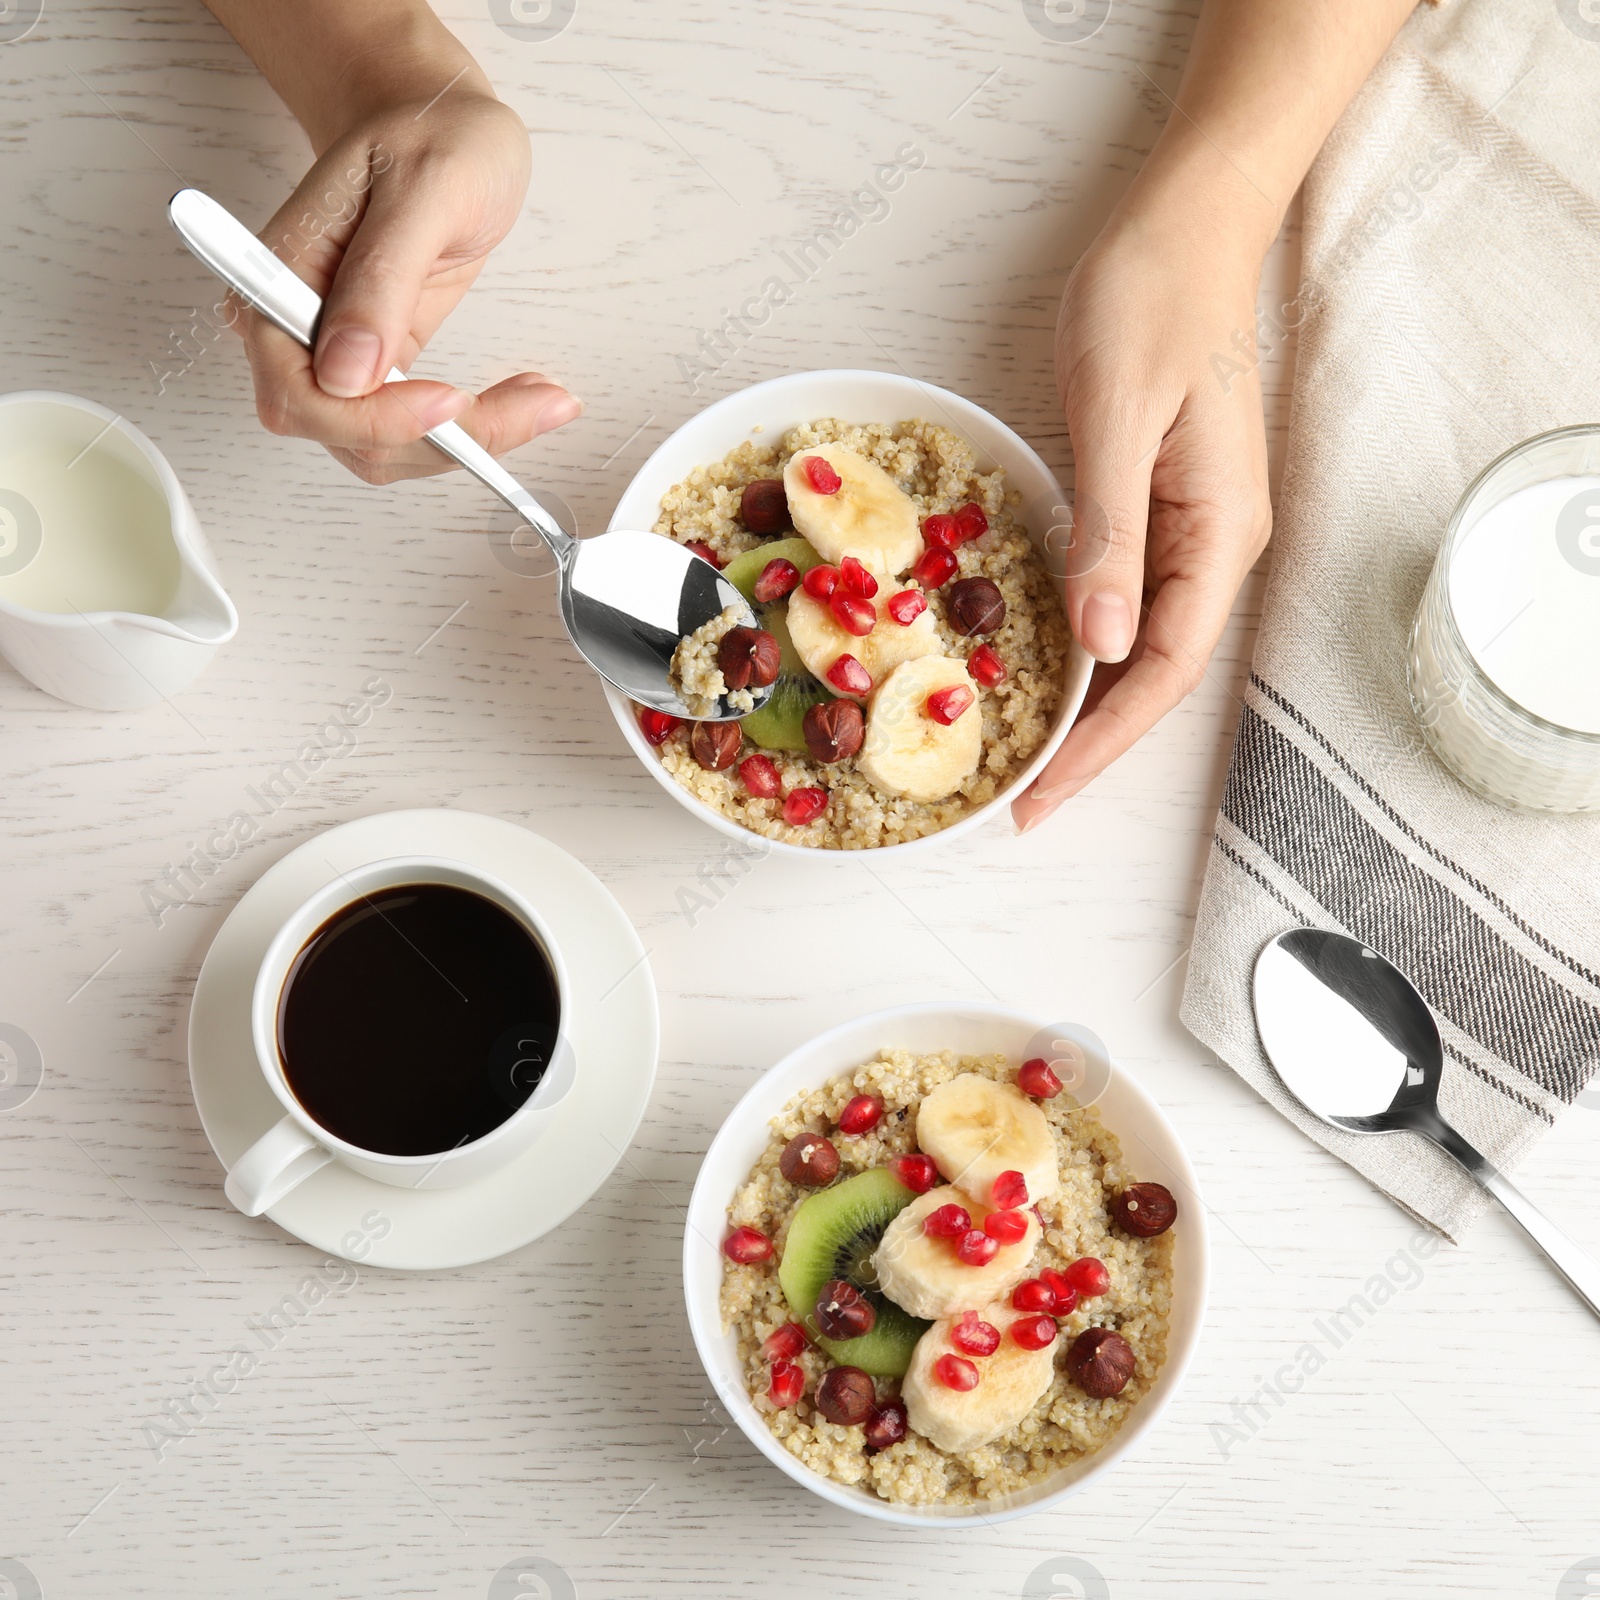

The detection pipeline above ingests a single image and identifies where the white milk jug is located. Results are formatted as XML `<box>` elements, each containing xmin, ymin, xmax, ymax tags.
<box><xmin>0</xmin><ymin>391</ymin><xmax>237</xmax><ymax>710</ymax></box>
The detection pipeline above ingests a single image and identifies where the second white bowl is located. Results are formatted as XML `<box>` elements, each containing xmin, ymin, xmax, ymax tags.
<box><xmin>682</xmin><ymin>1002</ymin><xmax>1209</xmax><ymax>1527</ymax></box>
<box><xmin>604</xmin><ymin>369</ymin><xmax>1094</xmax><ymax>858</ymax></box>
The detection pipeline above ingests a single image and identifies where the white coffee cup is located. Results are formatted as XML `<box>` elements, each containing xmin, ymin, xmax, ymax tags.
<box><xmin>224</xmin><ymin>855</ymin><xmax>578</xmax><ymax>1217</ymax></box>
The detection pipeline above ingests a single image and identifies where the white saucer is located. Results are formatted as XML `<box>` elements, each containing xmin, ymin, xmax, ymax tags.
<box><xmin>187</xmin><ymin>809</ymin><xmax>659</xmax><ymax>1270</ymax></box>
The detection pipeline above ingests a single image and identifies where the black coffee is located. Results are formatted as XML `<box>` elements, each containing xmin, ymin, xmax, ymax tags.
<box><xmin>277</xmin><ymin>883</ymin><xmax>561</xmax><ymax>1157</ymax></box>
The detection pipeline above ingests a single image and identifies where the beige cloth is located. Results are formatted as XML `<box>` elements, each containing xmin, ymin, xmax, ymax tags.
<box><xmin>1179</xmin><ymin>0</ymin><xmax>1600</xmax><ymax>1240</ymax></box>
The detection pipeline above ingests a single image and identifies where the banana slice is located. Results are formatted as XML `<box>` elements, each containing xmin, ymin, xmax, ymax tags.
<box><xmin>783</xmin><ymin>444</ymin><xmax>922</xmax><ymax>579</ymax></box>
<box><xmin>872</xmin><ymin>1184</ymin><xmax>1041</xmax><ymax>1319</ymax></box>
<box><xmin>857</xmin><ymin>656</ymin><xmax>982</xmax><ymax>802</ymax></box>
<box><xmin>786</xmin><ymin>587</ymin><xmax>940</xmax><ymax>702</ymax></box>
<box><xmin>901</xmin><ymin>1305</ymin><xmax>1057</xmax><ymax>1453</ymax></box>
<box><xmin>915</xmin><ymin>1073</ymin><xmax>1060</xmax><ymax>1208</ymax></box>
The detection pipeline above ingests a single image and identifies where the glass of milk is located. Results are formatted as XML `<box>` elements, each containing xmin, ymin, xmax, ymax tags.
<box><xmin>1408</xmin><ymin>425</ymin><xmax>1600</xmax><ymax>810</ymax></box>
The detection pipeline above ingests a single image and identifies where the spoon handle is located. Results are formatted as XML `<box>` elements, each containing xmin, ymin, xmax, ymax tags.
<box><xmin>1479</xmin><ymin>1168</ymin><xmax>1600</xmax><ymax>1321</ymax></box>
<box><xmin>1425</xmin><ymin>1115</ymin><xmax>1600</xmax><ymax>1319</ymax></box>
<box><xmin>166</xmin><ymin>188</ymin><xmax>572</xmax><ymax>559</ymax></box>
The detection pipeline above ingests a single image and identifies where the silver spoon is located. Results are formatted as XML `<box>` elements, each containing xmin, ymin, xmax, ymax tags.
<box><xmin>166</xmin><ymin>187</ymin><xmax>764</xmax><ymax>720</ymax></box>
<box><xmin>1253</xmin><ymin>927</ymin><xmax>1600</xmax><ymax>1321</ymax></box>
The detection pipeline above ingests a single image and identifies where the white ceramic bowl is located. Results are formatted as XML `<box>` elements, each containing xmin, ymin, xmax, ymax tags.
<box><xmin>604</xmin><ymin>370</ymin><xmax>1094</xmax><ymax>858</ymax></box>
<box><xmin>683</xmin><ymin>1002</ymin><xmax>1209</xmax><ymax>1527</ymax></box>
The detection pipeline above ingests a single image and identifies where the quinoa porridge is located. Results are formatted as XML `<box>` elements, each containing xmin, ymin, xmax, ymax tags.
<box><xmin>719</xmin><ymin>1048</ymin><xmax>1176</xmax><ymax>1506</ymax></box>
<box><xmin>670</xmin><ymin>603</ymin><xmax>752</xmax><ymax>717</ymax></box>
<box><xmin>641</xmin><ymin>419</ymin><xmax>1072</xmax><ymax>850</ymax></box>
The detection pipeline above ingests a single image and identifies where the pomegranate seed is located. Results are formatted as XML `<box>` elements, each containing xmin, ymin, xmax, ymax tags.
<box><xmin>886</xmin><ymin>589</ymin><xmax>927</xmax><ymax>625</ymax></box>
<box><xmin>1065</xmin><ymin>1257</ymin><xmax>1110</xmax><ymax>1298</ymax></box>
<box><xmin>783</xmin><ymin>787</ymin><xmax>828</xmax><ymax>826</ymax></box>
<box><xmin>950</xmin><ymin>1310</ymin><xmax>1001</xmax><ymax>1357</ymax></box>
<box><xmin>969</xmin><ymin>643</ymin><xmax>1007</xmax><ymax>687</ymax></box>
<box><xmin>1018</xmin><ymin>1057</ymin><xmax>1063</xmax><ymax>1098</ymax></box>
<box><xmin>991</xmin><ymin>1170</ymin><xmax>1029</xmax><ymax>1210</ymax></box>
<box><xmin>837</xmin><ymin>1094</ymin><xmax>883</xmax><ymax>1135</ymax></box>
<box><xmin>912</xmin><ymin>546</ymin><xmax>958</xmax><ymax>589</ymax></box>
<box><xmin>768</xmin><ymin>1359</ymin><xmax>804</xmax><ymax>1406</ymax></box>
<box><xmin>863</xmin><ymin>1399</ymin><xmax>908</xmax><ymax>1452</ymax></box>
<box><xmin>638</xmin><ymin>708</ymin><xmax>681</xmax><ymax>746</ymax></box>
<box><xmin>739</xmin><ymin>754</ymin><xmax>781</xmax><ymax>798</ymax></box>
<box><xmin>954</xmin><ymin>502</ymin><xmax>989</xmax><ymax>542</ymax></box>
<box><xmin>1011</xmin><ymin>1277</ymin><xmax>1057</xmax><ymax>1315</ymax></box>
<box><xmin>722</xmin><ymin>1226</ymin><xmax>772</xmax><ymax>1263</ymax></box>
<box><xmin>957</xmin><ymin>1228</ymin><xmax>999</xmax><ymax>1266</ymax></box>
<box><xmin>1011</xmin><ymin>1313</ymin><xmax>1058</xmax><ymax>1352</ymax></box>
<box><xmin>933</xmin><ymin>1354</ymin><xmax>980</xmax><ymax>1392</ymax></box>
<box><xmin>829</xmin><ymin>591</ymin><xmax>876</xmax><ymax>636</ymax></box>
<box><xmin>926</xmin><ymin>684</ymin><xmax>975</xmax><ymax>725</ymax></box>
<box><xmin>923</xmin><ymin>1203</ymin><xmax>972</xmax><ymax>1240</ymax></box>
<box><xmin>802</xmin><ymin>455</ymin><xmax>842</xmax><ymax>495</ymax></box>
<box><xmin>1039</xmin><ymin>1268</ymin><xmax>1077</xmax><ymax>1315</ymax></box>
<box><xmin>686</xmin><ymin>539</ymin><xmax>724</xmax><ymax>569</ymax></box>
<box><xmin>922</xmin><ymin>513</ymin><xmax>959</xmax><ymax>549</ymax></box>
<box><xmin>767</xmin><ymin>1358</ymin><xmax>804</xmax><ymax>1405</ymax></box>
<box><xmin>826</xmin><ymin>654</ymin><xmax>872</xmax><ymax>696</ymax></box>
<box><xmin>889</xmin><ymin>1153</ymin><xmax>939</xmax><ymax>1193</ymax></box>
<box><xmin>838</xmin><ymin>555</ymin><xmax>878</xmax><ymax>598</ymax></box>
<box><xmin>753</xmin><ymin>558</ymin><xmax>800</xmax><ymax>602</ymax></box>
<box><xmin>802</xmin><ymin>564</ymin><xmax>840</xmax><ymax>600</ymax></box>
<box><xmin>983</xmin><ymin>1208</ymin><xmax>1029</xmax><ymax>1245</ymax></box>
<box><xmin>763</xmin><ymin>1322</ymin><xmax>808</xmax><ymax>1361</ymax></box>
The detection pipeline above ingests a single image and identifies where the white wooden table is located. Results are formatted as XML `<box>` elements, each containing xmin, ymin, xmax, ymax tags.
<box><xmin>4</xmin><ymin>4</ymin><xmax>1600</xmax><ymax>1597</ymax></box>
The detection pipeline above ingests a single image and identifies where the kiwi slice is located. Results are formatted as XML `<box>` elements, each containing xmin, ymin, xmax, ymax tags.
<box><xmin>721</xmin><ymin>536</ymin><xmax>827</xmax><ymax>602</ymax></box>
<box><xmin>721</xmin><ymin>538</ymin><xmax>834</xmax><ymax>753</ymax></box>
<box><xmin>778</xmin><ymin>1167</ymin><xmax>930</xmax><ymax>1376</ymax></box>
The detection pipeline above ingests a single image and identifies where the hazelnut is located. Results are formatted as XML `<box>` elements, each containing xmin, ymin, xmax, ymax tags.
<box><xmin>802</xmin><ymin>699</ymin><xmax>864</xmax><ymax>763</ymax></box>
<box><xmin>945</xmin><ymin>576</ymin><xmax>1007</xmax><ymax>636</ymax></box>
<box><xmin>717</xmin><ymin>626</ymin><xmax>781</xmax><ymax>691</ymax></box>
<box><xmin>1110</xmin><ymin>1182</ymin><xmax>1177</xmax><ymax>1238</ymax></box>
<box><xmin>814</xmin><ymin>1279</ymin><xmax>876</xmax><ymax>1341</ymax></box>
<box><xmin>863</xmin><ymin>1399</ymin><xmax>908</xmax><ymax>1453</ymax></box>
<box><xmin>689</xmin><ymin>720</ymin><xmax>742</xmax><ymax>771</ymax></box>
<box><xmin>778</xmin><ymin>1131</ymin><xmax>840</xmax><ymax>1187</ymax></box>
<box><xmin>814</xmin><ymin>1365</ymin><xmax>876</xmax><ymax>1426</ymax></box>
<box><xmin>739</xmin><ymin>478</ymin><xmax>793</xmax><ymax>535</ymax></box>
<box><xmin>1065</xmin><ymin>1327</ymin><xmax>1136</xmax><ymax>1398</ymax></box>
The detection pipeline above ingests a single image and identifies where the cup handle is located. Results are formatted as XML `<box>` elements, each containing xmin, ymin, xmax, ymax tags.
<box><xmin>224</xmin><ymin>1115</ymin><xmax>334</xmax><ymax>1217</ymax></box>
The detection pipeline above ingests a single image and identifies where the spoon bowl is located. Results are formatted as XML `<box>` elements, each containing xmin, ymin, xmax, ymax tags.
<box><xmin>167</xmin><ymin>188</ymin><xmax>762</xmax><ymax>719</ymax></box>
<box><xmin>559</xmin><ymin>526</ymin><xmax>760</xmax><ymax>718</ymax></box>
<box><xmin>1254</xmin><ymin>928</ymin><xmax>1447</xmax><ymax>1130</ymax></box>
<box><xmin>1254</xmin><ymin>928</ymin><xmax>1600</xmax><ymax>1322</ymax></box>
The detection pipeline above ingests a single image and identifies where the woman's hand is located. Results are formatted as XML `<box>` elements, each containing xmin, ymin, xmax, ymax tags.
<box><xmin>236</xmin><ymin>89</ymin><xmax>579</xmax><ymax>484</ymax></box>
<box><xmin>1010</xmin><ymin>207</ymin><xmax>1273</xmax><ymax>833</ymax></box>
<box><xmin>1007</xmin><ymin>0</ymin><xmax>1419</xmax><ymax>833</ymax></box>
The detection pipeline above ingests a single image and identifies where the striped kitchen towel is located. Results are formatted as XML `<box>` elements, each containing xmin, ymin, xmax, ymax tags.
<box><xmin>1178</xmin><ymin>0</ymin><xmax>1600</xmax><ymax>1239</ymax></box>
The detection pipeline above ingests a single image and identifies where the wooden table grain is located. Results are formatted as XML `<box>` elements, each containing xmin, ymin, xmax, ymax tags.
<box><xmin>3</xmin><ymin>3</ymin><xmax>1598</xmax><ymax>1597</ymax></box>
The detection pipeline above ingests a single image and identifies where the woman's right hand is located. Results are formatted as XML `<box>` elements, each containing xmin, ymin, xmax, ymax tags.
<box><xmin>234</xmin><ymin>88</ymin><xmax>580</xmax><ymax>484</ymax></box>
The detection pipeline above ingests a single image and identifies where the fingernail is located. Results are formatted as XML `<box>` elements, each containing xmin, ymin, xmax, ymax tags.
<box><xmin>1015</xmin><ymin>806</ymin><xmax>1055</xmax><ymax>836</ymax></box>
<box><xmin>1032</xmin><ymin>773</ymin><xmax>1088</xmax><ymax>805</ymax></box>
<box><xmin>419</xmin><ymin>387</ymin><xmax>473</xmax><ymax>427</ymax></box>
<box><xmin>533</xmin><ymin>392</ymin><xmax>583</xmax><ymax>432</ymax></box>
<box><xmin>316</xmin><ymin>327</ymin><xmax>384</xmax><ymax>398</ymax></box>
<box><xmin>1080</xmin><ymin>592</ymin><xmax>1134</xmax><ymax>661</ymax></box>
